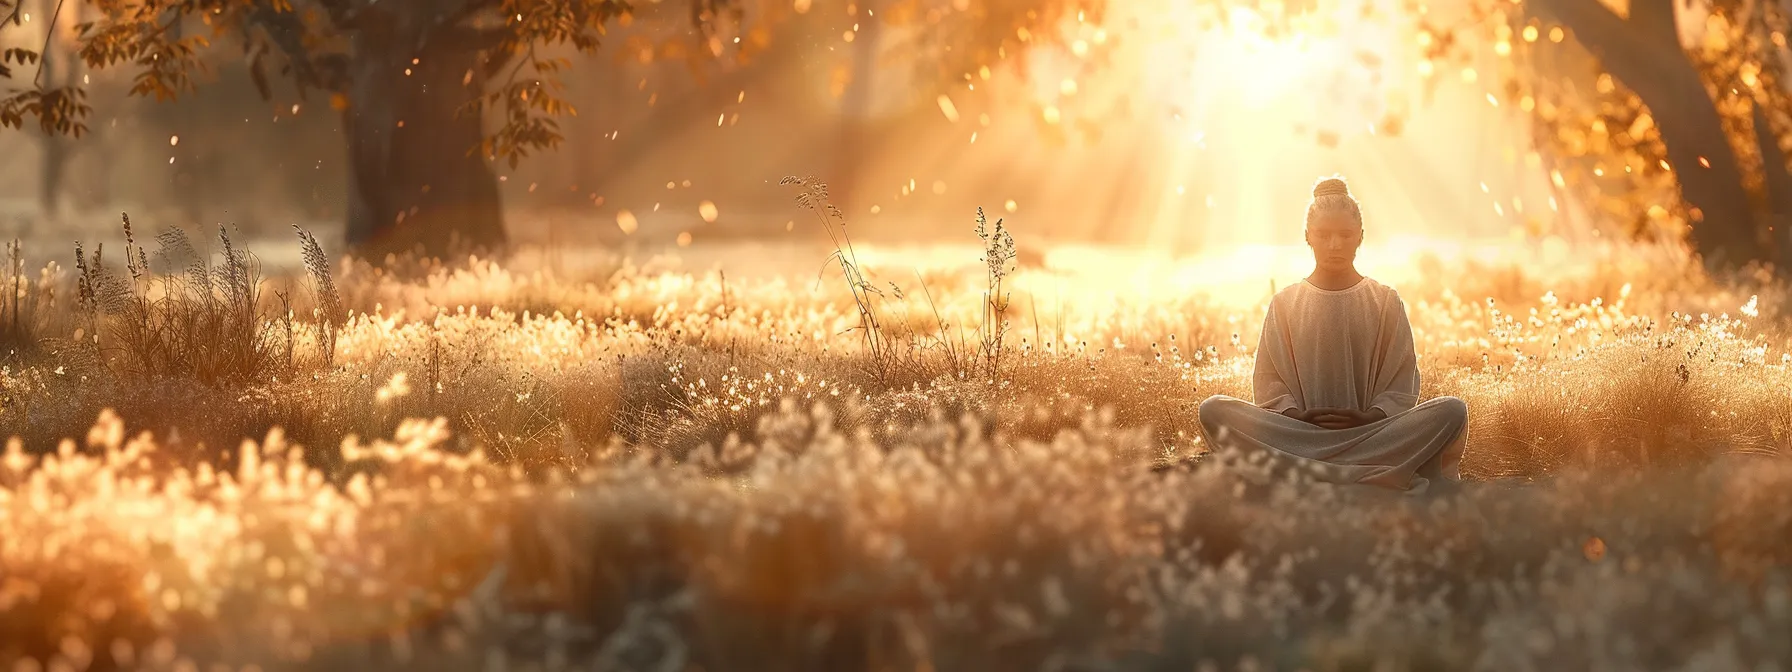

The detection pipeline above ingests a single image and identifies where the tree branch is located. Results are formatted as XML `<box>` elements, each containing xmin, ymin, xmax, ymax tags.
<box><xmin>310</xmin><ymin>0</ymin><xmax>366</xmax><ymax>32</ymax></box>
<box><xmin>248</xmin><ymin>1</ymin><xmax>349</xmax><ymax>94</ymax></box>
<box><xmin>1528</xmin><ymin>0</ymin><xmax>1675</xmax><ymax>100</ymax></box>
<box><xmin>1626</xmin><ymin>0</ymin><xmax>1679</xmax><ymax>48</ymax></box>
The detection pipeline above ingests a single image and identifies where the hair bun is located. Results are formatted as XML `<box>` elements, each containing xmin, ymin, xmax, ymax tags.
<box><xmin>1313</xmin><ymin>176</ymin><xmax>1351</xmax><ymax>199</ymax></box>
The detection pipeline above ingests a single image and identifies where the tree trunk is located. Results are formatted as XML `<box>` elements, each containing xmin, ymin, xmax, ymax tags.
<box><xmin>1530</xmin><ymin>0</ymin><xmax>1766</xmax><ymax>270</ymax></box>
<box><xmin>342</xmin><ymin>29</ymin><xmax>506</xmax><ymax>258</ymax></box>
<box><xmin>1753</xmin><ymin>103</ymin><xmax>1792</xmax><ymax>261</ymax></box>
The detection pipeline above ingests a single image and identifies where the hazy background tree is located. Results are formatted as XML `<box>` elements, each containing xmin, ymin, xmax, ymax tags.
<box><xmin>0</xmin><ymin>0</ymin><xmax>1103</xmax><ymax>259</ymax></box>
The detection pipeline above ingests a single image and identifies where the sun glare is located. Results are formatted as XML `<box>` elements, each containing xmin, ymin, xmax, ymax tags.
<box><xmin>1214</xmin><ymin>7</ymin><xmax>1318</xmax><ymax>109</ymax></box>
<box><xmin>984</xmin><ymin>0</ymin><xmax>1558</xmax><ymax>254</ymax></box>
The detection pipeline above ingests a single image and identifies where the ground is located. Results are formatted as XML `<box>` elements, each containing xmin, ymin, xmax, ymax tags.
<box><xmin>2</xmin><ymin>218</ymin><xmax>1791</xmax><ymax>670</ymax></box>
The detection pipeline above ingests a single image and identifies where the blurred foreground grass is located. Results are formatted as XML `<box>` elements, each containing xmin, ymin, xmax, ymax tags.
<box><xmin>3</xmin><ymin>221</ymin><xmax>1792</xmax><ymax>670</ymax></box>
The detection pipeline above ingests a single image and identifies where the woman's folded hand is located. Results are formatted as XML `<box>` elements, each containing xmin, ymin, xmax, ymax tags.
<box><xmin>1290</xmin><ymin>407</ymin><xmax>1386</xmax><ymax>429</ymax></box>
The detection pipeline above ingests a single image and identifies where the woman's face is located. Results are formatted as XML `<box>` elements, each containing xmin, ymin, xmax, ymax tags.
<box><xmin>1305</xmin><ymin>213</ymin><xmax>1362</xmax><ymax>272</ymax></box>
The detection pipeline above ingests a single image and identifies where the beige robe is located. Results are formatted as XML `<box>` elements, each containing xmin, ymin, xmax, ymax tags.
<box><xmin>1198</xmin><ymin>277</ymin><xmax>1467</xmax><ymax>493</ymax></box>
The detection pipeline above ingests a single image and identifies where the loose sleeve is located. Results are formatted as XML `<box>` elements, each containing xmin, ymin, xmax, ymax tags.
<box><xmin>1252</xmin><ymin>301</ymin><xmax>1300</xmax><ymax>413</ymax></box>
<box><xmin>1369</xmin><ymin>294</ymin><xmax>1420</xmax><ymax>417</ymax></box>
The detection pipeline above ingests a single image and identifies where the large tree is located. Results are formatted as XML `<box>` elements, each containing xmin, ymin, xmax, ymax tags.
<box><xmin>1425</xmin><ymin>0</ymin><xmax>1792</xmax><ymax>272</ymax></box>
<box><xmin>0</xmin><ymin>0</ymin><xmax>1101</xmax><ymax>257</ymax></box>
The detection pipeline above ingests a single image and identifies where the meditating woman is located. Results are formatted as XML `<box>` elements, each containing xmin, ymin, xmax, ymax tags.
<box><xmin>1197</xmin><ymin>176</ymin><xmax>1468</xmax><ymax>493</ymax></box>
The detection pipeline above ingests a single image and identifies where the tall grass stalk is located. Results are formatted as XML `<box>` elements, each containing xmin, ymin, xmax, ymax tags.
<box><xmin>295</xmin><ymin>224</ymin><xmax>342</xmax><ymax>367</ymax></box>
<box><xmin>72</xmin><ymin>214</ymin><xmax>287</xmax><ymax>385</ymax></box>
<box><xmin>781</xmin><ymin>176</ymin><xmax>896</xmax><ymax>381</ymax></box>
<box><xmin>975</xmin><ymin>207</ymin><xmax>1017</xmax><ymax>378</ymax></box>
<box><xmin>0</xmin><ymin>240</ymin><xmax>48</xmax><ymax>358</ymax></box>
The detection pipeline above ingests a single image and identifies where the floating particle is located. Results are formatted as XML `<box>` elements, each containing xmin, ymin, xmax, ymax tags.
<box><xmin>1582</xmin><ymin>536</ymin><xmax>1606</xmax><ymax>562</ymax></box>
<box><xmin>169</xmin><ymin>135</ymin><xmax>179</xmax><ymax>146</ymax></box>
<box><xmin>617</xmin><ymin>210</ymin><xmax>639</xmax><ymax>234</ymax></box>
<box><xmin>677</xmin><ymin>231</ymin><xmax>693</xmax><ymax>246</ymax></box>
<box><xmin>1005</xmin><ymin>200</ymin><xmax>1018</xmax><ymax>213</ymax></box>
<box><xmin>699</xmin><ymin>200</ymin><xmax>719</xmax><ymax>223</ymax></box>
<box><xmin>937</xmin><ymin>95</ymin><xmax>960</xmax><ymax>123</ymax></box>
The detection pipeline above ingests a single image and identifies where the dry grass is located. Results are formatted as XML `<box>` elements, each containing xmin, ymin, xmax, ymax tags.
<box><xmin>2</xmin><ymin>208</ymin><xmax>1792</xmax><ymax>669</ymax></box>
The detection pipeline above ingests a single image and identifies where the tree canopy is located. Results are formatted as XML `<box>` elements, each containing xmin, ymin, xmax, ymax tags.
<box><xmin>0</xmin><ymin>0</ymin><xmax>1107</xmax><ymax>255</ymax></box>
<box><xmin>1</xmin><ymin>0</ymin><xmax>1104</xmax><ymax>164</ymax></box>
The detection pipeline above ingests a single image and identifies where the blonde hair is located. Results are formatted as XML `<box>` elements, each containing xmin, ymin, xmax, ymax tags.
<box><xmin>1306</xmin><ymin>174</ymin><xmax>1363</xmax><ymax>229</ymax></box>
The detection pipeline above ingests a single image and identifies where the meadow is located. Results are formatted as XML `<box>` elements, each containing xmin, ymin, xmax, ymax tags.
<box><xmin>3</xmin><ymin>199</ymin><xmax>1792</xmax><ymax>671</ymax></box>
